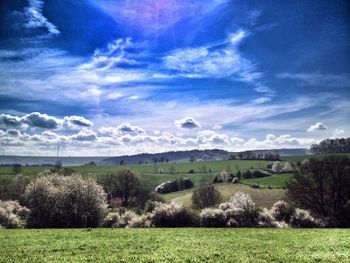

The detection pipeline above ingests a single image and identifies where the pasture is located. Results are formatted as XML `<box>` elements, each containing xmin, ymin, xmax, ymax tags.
<box><xmin>166</xmin><ymin>184</ymin><xmax>286</xmax><ymax>208</ymax></box>
<box><xmin>0</xmin><ymin>159</ymin><xmax>277</xmax><ymax>188</ymax></box>
<box><xmin>0</xmin><ymin>228</ymin><xmax>349</xmax><ymax>263</ymax></box>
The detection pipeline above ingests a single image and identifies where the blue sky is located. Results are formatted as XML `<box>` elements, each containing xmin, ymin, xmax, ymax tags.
<box><xmin>0</xmin><ymin>0</ymin><xmax>349</xmax><ymax>156</ymax></box>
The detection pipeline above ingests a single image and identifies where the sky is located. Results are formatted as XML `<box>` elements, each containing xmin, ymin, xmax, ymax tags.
<box><xmin>0</xmin><ymin>0</ymin><xmax>349</xmax><ymax>156</ymax></box>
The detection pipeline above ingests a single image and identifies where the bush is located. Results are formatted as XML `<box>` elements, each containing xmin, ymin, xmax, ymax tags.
<box><xmin>270</xmin><ymin>200</ymin><xmax>295</xmax><ymax>222</ymax></box>
<box><xmin>227</xmin><ymin>192</ymin><xmax>259</xmax><ymax>226</ymax></box>
<box><xmin>101</xmin><ymin>212</ymin><xmax>121</xmax><ymax>228</ymax></box>
<box><xmin>150</xmin><ymin>202</ymin><xmax>196</xmax><ymax>227</ymax></box>
<box><xmin>127</xmin><ymin>214</ymin><xmax>153</xmax><ymax>228</ymax></box>
<box><xmin>0</xmin><ymin>175</ymin><xmax>31</xmax><ymax>202</ymax></box>
<box><xmin>258</xmin><ymin>208</ymin><xmax>289</xmax><ymax>228</ymax></box>
<box><xmin>192</xmin><ymin>185</ymin><xmax>222</xmax><ymax>209</ymax></box>
<box><xmin>290</xmin><ymin>208</ymin><xmax>321</xmax><ymax>228</ymax></box>
<box><xmin>272</xmin><ymin>161</ymin><xmax>283</xmax><ymax>173</ymax></box>
<box><xmin>199</xmin><ymin>209</ymin><xmax>226</xmax><ymax>227</ymax></box>
<box><xmin>24</xmin><ymin>174</ymin><xmax>107</xmax><ymax>228</ymax></box>
<box><xmin>0</xmin><ymin>200</ymin><xmax>29</xmax><ymax>229</ymax></box>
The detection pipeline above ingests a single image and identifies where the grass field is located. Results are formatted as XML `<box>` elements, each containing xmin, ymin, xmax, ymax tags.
<box><xmin>166</xmin><ymin>184</ymin><xmax>286</xmax><ymax>208</ymax></box>
<box><xmin>0</xmin><ymin>228</ymin><xmax>349</xmax><ymax>263</ymax></box>
<box><xmin>241</xmin><ymin>173</ymin><xmax>292</xmax><ymax>188</ymax></box>
<box><xmin>281</xmin><ymin>152</ymin><xmax>350</xmax><ymax>162</ymax></box>
<box><xmin>0</xmin><ymin>159</ymin><xmax>276</xmax><ymax>189</ymax></box>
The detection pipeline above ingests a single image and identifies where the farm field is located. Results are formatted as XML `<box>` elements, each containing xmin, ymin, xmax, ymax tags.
<box><xmin>0</xmin><ymin>228</ymin><xmax>349</xmax><ymax>263</ymax></box>
<box><xmin>0</xmin><ymin>159</ymin><xmax>276</xmax><ymax>188</ymax></box>
<box><xmin>241</xmin><ymin>173</ymin><xmax>292</xmax><ymax>188</ymax></box>
<box><xmin>167</xmin><ymin>184</ymin><xmax>286</xmax><ymax>208</ymax></box>
<box><xmin>281</xmin><ymin>152</ymin><xmax>350</xmax><ymax>162</ymax></box>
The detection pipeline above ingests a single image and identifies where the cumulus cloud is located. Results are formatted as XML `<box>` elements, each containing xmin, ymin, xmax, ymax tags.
<box><xmin>1</xmin><ymin>112</ymin><xmax>60</xmax><ymax>129</ymax></box>
<box><xmin>307</xmin><ymin>122</ymin><xmax>328</xmax><ymax>132</ymax></box>
<box><xmin>6</xmin><ymin>129</ymin><xmax>21</xmax><ymax>137</ymax></box>
<box><xmin>70</xmin><ymin>130</ymin><xmax>97</xmax><ymax>142</ymax></box>
<box><xmin>0</xmin><ymin>112</ymin><xmax>96</xmax><ymax>131</ymax></box>
<box><xmin>22</xmin><ymin>112</ymin><xmax>61</xmax><ymax>129</ymax></box>
<box><xmin>64</xmin><ymin>116</ymin><xmax>93</xmax><ymax>128</ymax></box>
<box><xmin>175</xmin><ymin>117</ymin><xmax>201</xmax><ymax>129</ymax></box>
<box><xmin>98</xmin><ymin>123</ymin><xmax>146</xmax><ymax>137</ymax></box>
<box><xmin>0</xmin><ymin>114</ymin><xmax>22</xmax><ymax>128</ymax></box>
<box><xmin>117</xmin><ymin>123</ymin><xmax>146</xmax><ymax>134</ymax></box>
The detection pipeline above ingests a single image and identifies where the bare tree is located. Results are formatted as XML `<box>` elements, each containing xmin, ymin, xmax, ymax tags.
<box><xmin>286</xmin><ymin>155</ymin><xmax>350</xmax><ymax>227</ymax></box>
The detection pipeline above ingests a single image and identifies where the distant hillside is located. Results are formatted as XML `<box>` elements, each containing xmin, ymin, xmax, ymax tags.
<box><xmin>0</xmin><ymin>156</ymin><xmax>107</xmax><ymax>167</ymax></box>
<box><xmin>0</xmin><ymin>148</ymin><xmax>311</xmax><ymax>166</ymax></box>
<box><xmin>99</xmin><ymin>149</ymin><xmax>229</xmax><ymax>165</ymax></box>
<box><xmin>237</xmin><ymin>148</ymin><xmax>311</xmax><ymax>157</ymax></box>
<box><xmin>99</xmin><ymin>148</ymin><xmax>310</xmax><ymax>166</ymax></box>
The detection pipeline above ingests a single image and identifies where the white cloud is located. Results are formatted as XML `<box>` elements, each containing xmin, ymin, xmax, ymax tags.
<box><xmin>333</xmin><ymin>128</ymin><xmax>345</xmax><ymax>137</ymax></box>
<box><xmin>22</xmin><ymin>112</ymin><xmax>61</xmax><ymax>129</ymax></box>
<box><xmin>0</xmin><ymin>112</ymin><xmax>95</xmax><ymax>131</ymax></box>
<box><xmin>94</xmin><ymin>0</ymin><xmax>228</xmax><ymax>34</ymax></box>
<box><xmin>64</xmin><ymin>116</ymin><xmax>93</xmax><ymax>128</ymax></box>
<box><xmin>277</xmin><ymin>72</ymin><xmax>350</xmax><ymax>88</ymax></box>
<box><xmin>23</xmin><ymin>0</ymin><xmax>60</xmax><ymax>35</ymax></box>
<box><xmin>6</xmin><ymin>129</ymin><xmax>21</xmax><ymax>137</ymax></box>
<box><xmin>162</xmin><ymin>30</ymin><xmax>272</xmax><ymax>94</ymax></box>
<box><xmin>175</xmin><ymin>117</ymin><xmax>201</xmax><ymax>129</ymax></box>
<box><xmin>116</xmin><ymin>123</ymin><xmax>146</xmax><ymax>134</ymax></box>
<box><xmin>70</xmin><ymin>130</ymin><xmax>97</xmax><ymax>142</ymax></box>
<box><xmin>307</xmin><ymin>122</ymin><xmax>328</xmax><ymax>132</ymax></box>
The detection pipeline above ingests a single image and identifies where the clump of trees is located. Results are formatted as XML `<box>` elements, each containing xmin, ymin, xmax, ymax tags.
<box><xmin>240</xmin><ymin>170</ymin><xmax>271</xmax><ymax>179</ymax></box>
<box><xmin>155</xmin><ymin>178</ymin><xmax>194</xmax><ymax>194</ymax></box>
<box><xmin>310</xmin><ymin>138</ymin><xmax>350</xmax><ymax>154</ymax></box>
<box><xmin>192</xmin><ymin>185</ymin><xmax>222</xmax><ymax>209</ymax></box>
<box><xmin>99</xmin><ymin>170</ymin><xmax>154</xmax><ymax>207</ymax></box>
<box><xmin>24</xmin><ymin>175</ymin><xmax>107</xmax><ymax>228</ymax></box>
<box><xmin>286</xmin><ymin>155</ymin><xmax>350</xmax><ymax>227</ymax></box>
<box><xmin>236</xmin><ymin>151</ymin><xmax>280</xmax><ymax>161</ymax></box>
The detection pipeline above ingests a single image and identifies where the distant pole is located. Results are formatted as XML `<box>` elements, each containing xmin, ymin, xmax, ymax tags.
<box><xmin>108</xmin><ymin>148</ymin><xmax>111</xmax><ymax>157</ymax></box>
<box><xmin>57</xmin><ymin>145</ymin><xmax>60</xmax><ymax>157</ymax></box>
<box><xmin>2</xmin><ymin>149</ymin><xmax>4</xmax><ymax>156</ymax></box>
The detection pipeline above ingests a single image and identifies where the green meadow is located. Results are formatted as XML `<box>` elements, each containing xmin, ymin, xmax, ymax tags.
<box><xmin>0</xmin><ymin>228</ymin><xmax>349</xmax><ymax>263</ymax></box>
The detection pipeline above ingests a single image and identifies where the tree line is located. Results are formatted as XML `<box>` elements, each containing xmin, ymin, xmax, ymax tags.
<box><xmin>310</xmin><ymin>138</ymin><xmax>350</xmax><ymax>154</ymax></box>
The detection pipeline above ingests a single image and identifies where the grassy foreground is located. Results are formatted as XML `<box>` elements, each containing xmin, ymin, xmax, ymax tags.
<box><xmin>0</xmin><ymin>228</ymin><xmax>349</xmax><ymax>263</ymax></box>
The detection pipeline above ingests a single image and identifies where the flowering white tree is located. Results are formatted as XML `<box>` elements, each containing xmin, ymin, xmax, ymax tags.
<box><xmin>272</xmin><ymin>161</ymin><xmax>283</xmax><ymax>173</ymax></box>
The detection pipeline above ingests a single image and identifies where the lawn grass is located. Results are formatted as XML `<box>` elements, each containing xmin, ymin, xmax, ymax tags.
<box><xmin>168</xmin><ymin>183</ymin><xmax>286</xmax><ymax>208</ymax></box>
<box><xmin>0</xmin><ymin>228</ymin><xmax>349</xmax><ymax>263</ymax></box>
<box><xmin>241</xmin><ymin>173</ymin><xmax>292</xmax><ymax>188</ymax></box>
